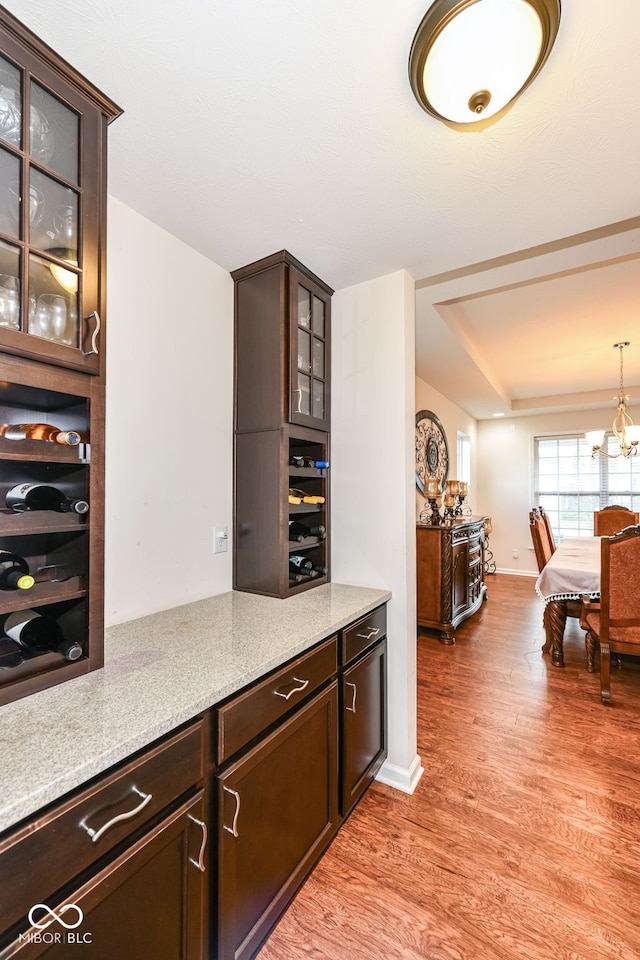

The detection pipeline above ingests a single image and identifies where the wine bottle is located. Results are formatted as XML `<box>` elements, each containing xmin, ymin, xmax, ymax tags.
<box><xmin>288</xmin><ymin>520</ymin><xmax>326</xmax><ymax>541</ymax></box>
<box><xmin>289</xmin><ymin>555</ymin><xmax>314</xmax><ymax>572</ymax></box>
<box><xmin>0</xmin><ymin>423</ymin><xmax>82</xmax><ymax>445</ymax></box>
<box><xmin>0</xmin><ymin>550</ymin><xmax>35</xmax><ymax>591</ymax></box>
<box><xmin>306</xmin><ymin>522</ymin><xmax>326</xmax><ymax>540</ymax></box>
<box><xmin>6</xmin><ymin>483</ymin><xmax>89</xmax><ymax>515</ymax></box>
<box><xmin>288</xmin><ymin>520</ymin><xmax>308</xmax><ymax>542</ymax></box>
<box><xmin>288</xmin><ymin>487</ymin><xmax>325</xmax><ymax>504</ymax></box>
<box><xmin>289</xmin><ymin>455</ymin><xmax>305</xmax><ymax>468</ymax></box>
<box><xmin>0</xmin><ymin>637</ymin><xmax>22</xmax><ymax>669</ymax></box>
<box><xmin>3</xmin><ymin>609</ymin><xmax>83</xmax><ymax>662</ymax></box>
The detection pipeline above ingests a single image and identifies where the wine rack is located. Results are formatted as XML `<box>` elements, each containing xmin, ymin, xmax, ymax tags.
<box><xmin>0</xmin><ymin>362</ymin><xmax>102</xmax><ymax>705</ymax></box>
<box><xmin>233</xmin><ymin>251</ymin><xmax>332</xmax><ymax>599</ymax></box>
<box><xmin>288</xmin><ymin>433</ymin><xmax>328</xmax><ymax>590</ymax></box>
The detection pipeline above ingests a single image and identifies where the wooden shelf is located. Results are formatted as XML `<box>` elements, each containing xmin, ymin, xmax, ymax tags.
<box><xmin>0</xmin><ymin>510</ymin><xmax>87</xmax><ymax>536</ymax></box>
<box><xmin>0</xmin><ymin>576</ymin><xmax>87</xmax><ymax>613</ymax></box>
<box><xmin>0</xmin><ymin>438</ymin><xmax>89</xmax><ymax>464</ymax></box>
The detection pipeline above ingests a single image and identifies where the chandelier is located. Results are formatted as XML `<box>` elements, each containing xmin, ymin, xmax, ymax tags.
<box><xmin>586</xmin><ymin>342</ymin><xmax>640</xmax><ymax>459</ymax></box>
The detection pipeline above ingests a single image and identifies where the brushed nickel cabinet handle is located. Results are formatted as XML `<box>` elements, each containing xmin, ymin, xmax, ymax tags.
<box><xmin>356</xmin><ymin>627</ymin><xmax>380</xmax><ymax>641</ymax></box>
<box><xmin>294</xmin><ymin>387</ymin><xmax>303</xmax><ymax>413</ymax></box>
<box><xmin>345</xmin><ymin>681</ymin><xmax>357</xmax><ymax>713</ymax></box>
<box><xmin>188</xmin><ymin>815</ymin><xmax>208</xmax><ymax>872</ymax></box>
<box><xmin>81</xmin><ymin>310</ymin><xmax>101</xmax><ymax>356</ymax></box>
<box><xmin>273</xmin><ymin>676</ymin><xmax>309</xmax><ymax>700</ymax></box>
<box><xmin>223</xmin><ymin>786</ymin><xmax>240</xmax><ymax>838</ymax></box>
<box><xmin>80</xmin><ymin>786</ymin><xmax>152</xmax><ymax>843</ymax></box>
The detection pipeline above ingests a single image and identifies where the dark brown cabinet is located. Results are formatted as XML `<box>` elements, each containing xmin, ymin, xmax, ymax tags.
<box><xmin>213</xmin><ymin>636</ymin><xmax>339</xmax><ymax>960</ymax></box>
<box><xmin>233</xmin><ymin>250</ymin><xmax>332</xmax><ymax>598</ymax></box>
<box><xmin>340</xmin><ymin>606</ymin><xmax>387</xmax><ymax>817</ymax></box>
<box><xmin>416</xmin><ymin>517</ymin><xmax>487</xmax><ymax>643</ymax></box>
<box><xmin>0</xmin><ymin>721</ymin><xmax>207</xmax><ymax>958</ymax></box>
<box><xmin>0</xmin><ymin>10</ymin><xmax>120</xmax><ymax>706</ymax></box>
<box><xmin>0</xmin><ymin>9</ymin><xmax>121</xmax><ymax>374</ymax></box>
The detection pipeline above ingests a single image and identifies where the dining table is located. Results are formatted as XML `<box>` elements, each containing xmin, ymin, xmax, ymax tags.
<box><xmin>535</xmin><ymin>536</ymin><xmax>601</xmax><ymax>667</ymax></box>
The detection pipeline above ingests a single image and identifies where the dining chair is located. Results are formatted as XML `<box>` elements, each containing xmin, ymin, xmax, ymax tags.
<box><xmin>580</xmin><ymin>524</ymin><xmax>640</xmax><ymax>705</ymax></box>
<box><xmin>529</xmin><ymin>508</ymin><xmax>554</xmax><ymax>572</ymax></box>
<box><xmin>593</xmin><ymin>505</ymin><xmax>639</xmax><ymax>537</ymax></box>
<box><xmin>538</xmin><ymin>506</ymin><xmax>556</xmax><ymax>556</ymax></box>
<box><xmin>530</xmin><ymin>508</ymin><xmax>582</xmax><ymax>654</ymax></box>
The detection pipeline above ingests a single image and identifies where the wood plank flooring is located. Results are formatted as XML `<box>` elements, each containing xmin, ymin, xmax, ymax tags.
<box><xmin>257</xmin><ymin>573</ymin><xmax>640</xmax><ymax>960</ymax></box>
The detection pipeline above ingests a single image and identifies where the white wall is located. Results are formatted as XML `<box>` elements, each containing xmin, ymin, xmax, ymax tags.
<box><xmin>475</xmin><ymin>406</ymin><xmax>622</xmax><ymax>575</ymax></box>
<box><xmin>331</xmin><ymin>270</ymin><xmax>422</xmax><ymax>794</ymax></box>
<box><xmin>415</xmin><ymin>376</ymin><xmax>477</xmax><ymax>520</ymax></box>
<box><xmin>104</xmin><ymin>196</ymin><xmax>234</xmax><ymax>625</ymax></box>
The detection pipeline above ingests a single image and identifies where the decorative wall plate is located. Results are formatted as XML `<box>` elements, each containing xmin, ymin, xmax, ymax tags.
<box><xmin>415</xmin><ymin>409</ymin><xmax>449</xmax><ymax>495</ymax></box>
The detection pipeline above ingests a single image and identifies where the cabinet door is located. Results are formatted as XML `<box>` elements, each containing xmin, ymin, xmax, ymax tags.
<box><xmin>288</xmin><ymin>267</ymin><xmax>331</xmax><ymax>431</ymax></box>
<box><xmin>216</xmin><ymin>682</ymin><xmax>338</xmax><ymax>960</ymax></box>
<box><xmin>0</xmin><ymin>21</ymin><xmax>119</xmax><ymax>374</ymax></box>
<box><xmin>341</xmin><ymin>639</ymin><xmax>387</xmax><ymax>817</ymax></box>
<box><xmin>451</xmin><ymin>540</ymin><xmax>468</xmax><ymax>619</ymax></box>
<box><xmin>2</xmin><ymin>791</ymin><xmax>207</xmax><ymax>959</ymax></box>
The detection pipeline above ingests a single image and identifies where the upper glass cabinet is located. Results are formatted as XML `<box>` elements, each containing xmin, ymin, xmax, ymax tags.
<box><xmin>289</xmin><ymin>267</ymin><xmax>331</xmax><ymax>430</ymax></box>
<box><xmin>0</xmin><ymin>21</ymin><xmax>121</xmax><ymax>374</ymax></box>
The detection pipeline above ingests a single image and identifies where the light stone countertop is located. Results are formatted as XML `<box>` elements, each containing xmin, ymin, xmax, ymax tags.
<box><xmin>0</xmin><ymin>582</ymin><xmax>390</xmax><ymax>835</ymax></box>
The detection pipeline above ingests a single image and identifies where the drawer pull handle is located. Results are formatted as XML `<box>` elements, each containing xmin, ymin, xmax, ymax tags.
<box><xmin>80</xmin><ymin>787</ymin><xmax>152</xmax><ymax>843</ymax></box>
<box><xmin>345</xmin><ymin>681</ymin><xmax>357</xmax><ymax>713</ymax></box>
<box><xmin>188</xmin><ymin>815</ymin><xmax>208</xmax><ymax>872</ymax></box>
<box><xmin>356</xmin><ymin>627</ymin><xmax>380</xmax><ymax>641</ymax></box>
<box><xmin>223</xmin><ymin>786</ymin><xmax>240</xmax><ymax>838</ymax></box>
<box><xmin>274</xmin><ymin>676</ymin><xmax>309</xmax><ymax>700</ymax></box>
<box><xmin>81</xmin><ymin>310</ymin><xmax>101</xmax><ymax>356</ymax></box>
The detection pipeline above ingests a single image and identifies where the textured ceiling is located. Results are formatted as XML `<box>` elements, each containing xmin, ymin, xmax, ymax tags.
<box><xmin>4</xmin><ymin>0</ymin><xmax>640</xmax><ymax>419</ymax></box>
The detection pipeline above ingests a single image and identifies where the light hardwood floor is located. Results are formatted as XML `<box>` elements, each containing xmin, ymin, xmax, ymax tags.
<box><xmin>258</xmin><ymin>573</ymin><xmax>640</xmax><ymax>960</ymax></box>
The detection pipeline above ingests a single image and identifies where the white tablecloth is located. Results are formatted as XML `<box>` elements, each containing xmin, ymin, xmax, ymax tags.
<box><xmin>535</xmin><ymin>536</ymin><xmax>601</xmax><ymax>603</ymax></box>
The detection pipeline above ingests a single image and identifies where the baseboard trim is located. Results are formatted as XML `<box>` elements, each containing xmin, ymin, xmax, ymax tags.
<box><xmin>376</xmin><ymin>754</ymin><xmax>424</xmax><ymax>794</ymax></box>
<box><xmin>495</xmin><ymin>567</ymin><xmax>538</xmax><ymax>578</ymax></box>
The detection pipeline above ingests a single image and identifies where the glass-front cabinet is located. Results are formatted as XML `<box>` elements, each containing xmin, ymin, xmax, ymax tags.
<box><xmin>289</xmin><ymin>266</ymin><xmax>331</xmax><ymax>431</ymax></box>
<box><xmin>0</xmin><ymin>21</ymin><xmax>120</xmax><ymax>374</ymax></box>
<box><xmin>0</xmin><ymin>8</ymin><xmax>120</xmax><ymax>707</ymax></box>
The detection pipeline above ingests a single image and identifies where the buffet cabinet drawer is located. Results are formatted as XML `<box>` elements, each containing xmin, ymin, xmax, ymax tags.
<box><xmin>0</xmin><ymin>719</ymin><xmax>204</xmax><ymax>938</ymax></box>
<box><xmin>215</xmin><ymin>634</ymin><xmax>338</xmax><ymax>764</ymax></box>
<box><xmin>341</xmin><ymin>605</ymin><xmax>387</xmax><ymax>665</ymax></box>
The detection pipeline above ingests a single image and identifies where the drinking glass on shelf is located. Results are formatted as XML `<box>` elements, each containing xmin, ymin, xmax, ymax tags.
<box><xmin>0</xmin><ymin>274</ymin><xmax>19</xmax><ymax>329</ymax></box>
<box><xmin>34</xmin><ymin>293</ymin><xmax>68</xmax><ymax>342</ymax></box>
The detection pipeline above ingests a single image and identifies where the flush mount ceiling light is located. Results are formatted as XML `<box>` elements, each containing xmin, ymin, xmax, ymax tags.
<box><xmin>408</xmin><ymin>0</ymin><xmax>561</xmax><ymax>125</ymax></box>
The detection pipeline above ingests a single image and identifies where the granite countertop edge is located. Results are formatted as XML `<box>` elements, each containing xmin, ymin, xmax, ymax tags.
<box><xmin>0</xmin><ymin>582</ymin><xmax>391</xmax><ymax>835</ymax></box>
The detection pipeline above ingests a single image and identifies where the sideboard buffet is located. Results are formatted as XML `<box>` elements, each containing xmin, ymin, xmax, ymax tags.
<box><xmin>0</xmin><ymin>583</ymin><xmax>389</xmax><ymax>959</ymax></box>
<box><xmin>416</xmin><ymin>517</ymin><xmax>487</xmax><ymax>643</ymax></box>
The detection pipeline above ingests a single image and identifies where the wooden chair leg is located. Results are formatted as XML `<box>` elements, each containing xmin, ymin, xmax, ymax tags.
<box><xmin>600</xmin><ymin>640</ymin><xmax>611</xmax><ymax>705</ymax></box>
<box><xmin>585</xmin><ymin>630</ymin><xmax>598</xmax><ymax>673</ymax></box>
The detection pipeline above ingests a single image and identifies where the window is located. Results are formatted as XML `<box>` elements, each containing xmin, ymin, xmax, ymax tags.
<box><xmin>534</xmin><ymin>434</ymin><xmax>640</xmax><ymax>538</ymax></box>
<box><xmin>457</xmin><ymin>432</ymin><xmax>470</xmax><ymax>484</ymax></box>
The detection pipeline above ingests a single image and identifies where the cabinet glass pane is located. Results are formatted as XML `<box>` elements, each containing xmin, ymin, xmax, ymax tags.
<box><xmin>30</xmin><ymin>82</ymin><xmax>78</xmax><ymax>185</ymax></box>
<box><xmin>297</xmin><ymin>328</ymin><xmax>311</xmax><ymax>373</ymax></box>
<box><xmin>297</xmin><ymin>373</ymin><xmax>311</xmax><ymax>415</ymax></box>
<box><xmin>312</xmin><ymin>295</ymin><xmax>325</xmax><ymax>337</ymax></box>
<box><xmin>0</xmin><ymin>147</ymin><xmax>21</xmax><ymax>237</ymax></box>
<box><xmin>0</xmin><ymin>56</ymin><xmax>22</xmax><ymax>150</ymax></box>
<box><xmin>312</xmin><ymin>338</ymin><xmax>324</xmax><ymax>377</ymax></box>
<box><xmin>0</xmin><ymin>240</ymin><xmax>20</xmax><ymax>330</ymax></box>
<box><xmin>312</xmin><ymin>380</ymin><xmax>324</xmax><ymax>420</ymax></box>
<box><xmin>28</xmin><ymin>252</ymin><xmax>78</xmax><ymax>345</ymax></box>
<box><xmin>298</xmin><ymin>285</ymin><xmax>311</xmax><ymax>329</ymax></box>
<box><xmin>30</xmin><ymin>168</ymin><xmax>78</xmax><ymax>260</ymax></box>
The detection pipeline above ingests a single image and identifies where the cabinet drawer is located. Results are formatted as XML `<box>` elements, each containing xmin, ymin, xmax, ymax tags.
<box><xmin>0</xmin><ymin>719</ymin><xmax>204</xmax><ymax>938</ymax></box>
<box><xmin>215</xmin><ymin>634</ymin><xmax>337</xmax><ymax>764</ymax></box>
<box><xmin>341</xmin><ymin>605</ymin><xmax>387</xmax><ymax>665</ymax></box>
